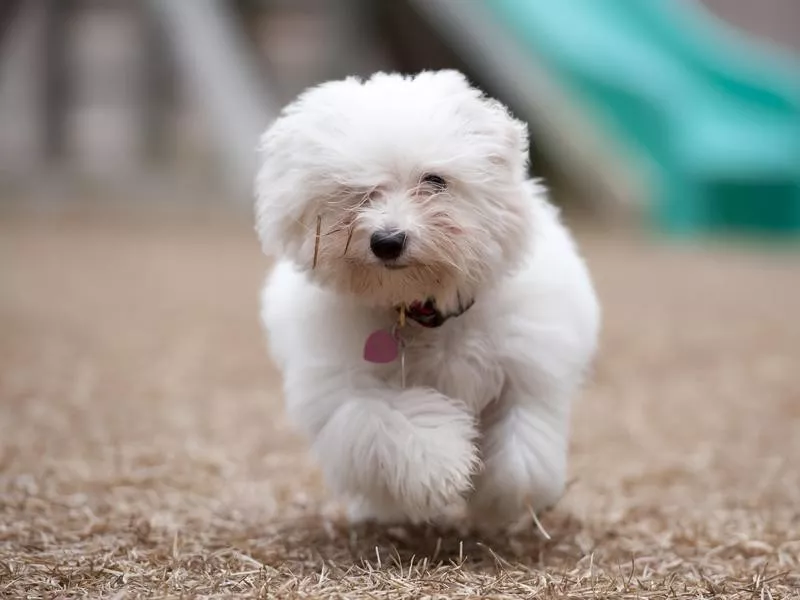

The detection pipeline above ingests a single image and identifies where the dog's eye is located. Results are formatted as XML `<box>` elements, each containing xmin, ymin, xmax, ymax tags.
<box><xmin>421</xmin><ymin>174</ymin><xmax>447</xmax><ymax>190</ymax></box>
<box><xmin>363</xmin><ymin>187</ymin><xmax>381</xmax><ymax>204</ymax></box>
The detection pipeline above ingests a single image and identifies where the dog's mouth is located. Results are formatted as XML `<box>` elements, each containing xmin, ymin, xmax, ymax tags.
<box><xmin>345</xmin><ymin>256</ymin><xmax>425</xmax><ymax>272</ymax></box>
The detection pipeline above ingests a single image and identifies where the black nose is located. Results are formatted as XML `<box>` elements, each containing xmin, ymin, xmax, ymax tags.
<box><xmin>370</xmin><ymin>230</ymin><xmax>407</xmax><ymax>261</ymax></box>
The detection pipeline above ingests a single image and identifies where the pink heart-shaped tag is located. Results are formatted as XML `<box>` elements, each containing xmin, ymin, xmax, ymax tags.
<box><xmin>363</xmin><ymin>329</ymin><xmax>398</xmax><ymax>363</ymax></box>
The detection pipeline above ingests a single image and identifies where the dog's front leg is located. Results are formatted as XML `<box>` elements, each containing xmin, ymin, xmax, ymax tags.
<box><xmin>468</xmin><ymin>377</ymin><xmax>571</xmax><ymax>529</ymax></box>
<box><xmin>284</xmin><ymin>369</ymin><xmax>479</xmax><ymax>523</ymax></box>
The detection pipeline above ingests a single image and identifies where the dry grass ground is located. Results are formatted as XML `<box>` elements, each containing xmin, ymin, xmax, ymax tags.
<box><xmin>1</xmin><ymin>210</ymin><xmax>798</xmax><ymax>599</ymax></box>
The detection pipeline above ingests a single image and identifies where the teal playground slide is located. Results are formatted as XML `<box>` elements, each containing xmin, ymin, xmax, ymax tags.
<box><xmin>480</xmin><ymin>0</ymin><xmax>800</xmax><ymax>237</ymax></box>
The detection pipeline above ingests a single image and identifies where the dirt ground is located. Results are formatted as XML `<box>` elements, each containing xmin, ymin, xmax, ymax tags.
<box><xmin>1</xmin><ymin>209</ymin><xmax>798</xmax><ymax>599</ymax></box>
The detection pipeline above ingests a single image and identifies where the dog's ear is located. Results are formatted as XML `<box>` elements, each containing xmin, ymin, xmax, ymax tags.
<box><xmin>481</xmin><ymin>97</ymin><xmax>530</xmax><ymax>178</ymax></box>
<box><xmin>254</xmin><ymin>115</ymin><xmax>308</xmax><ymax>259</ymax></box>
<box><xmin>422</xmin><ymin>70</ymin><xmax>530</xmax><ymax>178</ymax></box>
<box><xmin>255</xmin><ymin>77</ymin><xmax>364</xmax><ymax>260</ymax></box>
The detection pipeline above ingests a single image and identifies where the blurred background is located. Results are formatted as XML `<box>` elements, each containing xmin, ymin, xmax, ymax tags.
<box><xmin>1</xmin><ymin>0</ymin><xmax>798</xmax><ymax>229</ymax></box>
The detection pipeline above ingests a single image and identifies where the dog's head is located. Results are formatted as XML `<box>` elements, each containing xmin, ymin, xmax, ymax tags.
<box><xmin>255</xmin><ymin>70</ymin><xmax>536</xmax><ymax>309</ymax></box>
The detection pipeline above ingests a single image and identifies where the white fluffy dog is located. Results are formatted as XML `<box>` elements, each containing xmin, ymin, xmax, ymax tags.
<box><xmin>255</xmin><ymin>70</ymin><xmax>600</xmax><ymax>528</ymax></box>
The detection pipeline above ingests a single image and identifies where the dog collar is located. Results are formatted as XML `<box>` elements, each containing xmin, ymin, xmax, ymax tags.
<box><xmin>396</xmin><ymin>296</ymin><xmax>475</xmax><ymax>328</ymax></box>
<box><xmin>364</xmin><ymin>296</ymin><xmax>475</xmax><ymax>365</ymax></box>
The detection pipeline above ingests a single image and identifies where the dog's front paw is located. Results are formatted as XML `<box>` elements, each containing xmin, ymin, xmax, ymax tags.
<box><xmin>394</xmin><ymin>432</ymin><xmax>478</xmax><ymax>523</ymax></box>
<box><xmin>385</xmin><ymin>389</ymin><xmax>480</xmax><ymax>522</ymax></box>
<box><xmin>312</xmin><ymin>389</ymin><xmax>479</xmax><ymax>524</ymax></box>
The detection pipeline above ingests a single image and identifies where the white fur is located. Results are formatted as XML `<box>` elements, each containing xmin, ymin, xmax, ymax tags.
<box><xmin>254</xmin><ymin>70</ymin><xmax>600</xmax><ymax>527</ymax></box>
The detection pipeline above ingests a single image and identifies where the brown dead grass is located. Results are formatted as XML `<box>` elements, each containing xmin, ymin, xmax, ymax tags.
<box><xmin>1</xmin><ymin>210</ymin><xmax>799</xmax><ymax>599</ymax></box>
